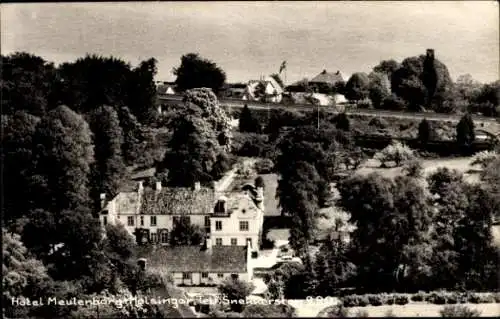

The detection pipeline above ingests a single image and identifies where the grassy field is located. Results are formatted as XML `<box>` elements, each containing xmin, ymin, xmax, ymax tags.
<box><xmin>356</xmin><ymin>156</ymin><xmax>481</xmax><ymax>183</ymax></box>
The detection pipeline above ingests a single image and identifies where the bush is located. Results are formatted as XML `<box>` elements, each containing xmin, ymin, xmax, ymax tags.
<box><xmin>357</xmin><ymin>295</ymin><xmax>370</xmax><ymax>307</ymax></box>
<box><xmin>323</xmin><ymin>305</ymin><xmax>350</xmax><ymax>318</ymax></box>
<box><xmin>494</xmin><ymin>292</ymin><xmax>500</xmax><ymax>303</ymax></box>
<box><xmin>428</xmin><ymin>292</ymin><xmax>448</xmax><ymax>305</ymax></box>
<box><xmin>342</xmin><ymin>295</ymin><xmax>360</xmax><ymax>307</ymax></box>
<box><xmin>368</xmin><ymin>294</ymin><xmax>384</xmax><ymax>306</ymax></box>
<box><xmin>446</xmin><ymin>293</ymin><xmax>458</xmax><ymax>304</ymax></box>
<box><xmin>254</xmin><ymin>158</ymin><xmax>274</xmax><ymax>174</ymax></box>
<box><xmin>411</xmin><ymin>291</ymin><xmax>427</xmax><ymax>302</ymax></box>
<box><xmin>374</xmin><ymin>141</ymin><xmax>416</xmax><ymax>167</ymax></box>
<box><xmin>439</xmin><ymin>305</ymin><xmax>481</xmax><ymax>317</ymax></box>
<box><xmin>394</xmin><ymin>294</ymin><xmax>409</xmax><ymax>305</ymax></box>
<box><xmin>467</xmin><ymin>293</ymin><xmax>481</xmax><ymax>304</ymax></box>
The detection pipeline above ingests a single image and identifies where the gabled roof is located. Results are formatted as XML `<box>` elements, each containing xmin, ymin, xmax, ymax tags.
<box><xmin>140</xmin><ymin>187</ymin><xmax>215</xmax><ymax>215</ymax></box>
<box><xmin>144</xmin><ymin>245</ymin><xmax>248</xmax><ymax>273</ymax></box>
<box><xmin>310</xmin><ymin>70</ymin><xmax>344</xmax><ymax>86</ymax></box>
<box><xmin>157</xmin><ymin>84</ymin><xmax>176</xmax><ymax>95</ymax></box>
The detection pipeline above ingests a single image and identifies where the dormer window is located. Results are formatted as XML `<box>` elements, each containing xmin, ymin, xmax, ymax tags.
<box><xmin>214</xmin><ymin>200</ymin><xmax>226</xmax><ymax>214</ymax></box>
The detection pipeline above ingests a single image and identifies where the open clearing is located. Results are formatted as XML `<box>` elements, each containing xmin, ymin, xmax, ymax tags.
<box><xmin>356</xmin><ymin>156</ymin><xmax>481</xmax><ymax>183</ymax></box>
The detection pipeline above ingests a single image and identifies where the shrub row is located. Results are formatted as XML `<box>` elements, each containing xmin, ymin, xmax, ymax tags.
<box><xmin>341</xmin><ymin>292</ymin><xmax>500</xmax><ymax>307</ymax></box>
<box><xmin>342</xmin><ymin>293</ymin><xmax>410</xmax><ymax>307</ymax></box>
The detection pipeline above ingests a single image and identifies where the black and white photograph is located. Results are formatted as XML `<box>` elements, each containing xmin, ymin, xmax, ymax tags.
<box><xmin>1</xmin><ymin>1</ymin><xmax>499</xmax><ymax>318</ymax></box>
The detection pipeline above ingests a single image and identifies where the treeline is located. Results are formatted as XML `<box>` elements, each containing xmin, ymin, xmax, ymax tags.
<box><xmin>1</xmin><ymin>52</ymin><xmax>235</xmax><ymax>318</ymax></box>
<box><xmin>265</xmin><ymin>124</ymin><xmax>499</xmax><ymax>300</ymax></box>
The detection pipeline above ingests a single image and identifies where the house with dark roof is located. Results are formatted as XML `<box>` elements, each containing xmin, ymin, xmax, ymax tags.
<box><xmin>141</xmin><ymin>239</ymin><xmax>253</xmax><ymax>286</ymax></box>
<box><xmin>309</xmin><ymin>69</ymin><xmax>345</xmax><ymax>87</ymax></box>
<box><xmin>100</xmin><ymin>179</ymin><xmax>265</xmax><ymax>253</ymax></box>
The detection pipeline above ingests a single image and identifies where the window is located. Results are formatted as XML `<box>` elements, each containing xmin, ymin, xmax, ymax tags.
<box><xmin>202</xmin><ymin>272</ymin><xmax>208</xmax><ymax>278</ymax></box>
<box><xmin>150</xmin><ymin>216</ymin><xmax>157</xmax><ymax>226</ymax></box>
<box><xmin>173</xmin><ymin>216</ymin><xmax>179</xmax><ymax>224</ymax></box>
<box><xmin>204</xmin><ymin>216</ymin><xmax>211</xmax><ymax>227</ymax></box>
<box><xmin>127</xmin><ymin>216</ymin><xmax>134</xmax><ymax>226</ymax></box>
<box><xmin>215</xmin><ymin>200</ymin><xmax>226</xmax><ymax>214</ymax></box>
<box><xmin>140</xmin><ymin>216</ymin><xmax>144</xmax><ymax>226</ymax></box>
<box><xmin>215</xmin><ymin>238</ymin><xmax>222</xmax><ymax>246</ymax></box>
<box><xmin>215</xmin><ymin>221</ymin><xmax>222</xmax><ymax>231</ymax></box>
<box><xmin>102</xmin><ymin>216</ymin><xmax>107</xmax><ymax>226</ymax></box>
<box><xmin>231</xmin><ymin>238</ymin><xmax>237</xmax><ymax>246</ymax></box>
<box><xmin>151</xmin><ymin>233</ymin><xmax>157</xmax><ymax>243</ymax></box>
<box><xmin>160</xmin><ymin>231</ymin><xmax>168</xmax><ymax>244</ymax></box>
<box><xmin>182</xmin><ymin>272</ymin><xmax>191</xmax><ymax>280</ymax></box>
<box><xmin>231</xmin><ymin>274</ymin><xmax>239</xmax><ymax>280</ymax></box>
<box><xmin>239</xmin><ymin>221</ymin><xmax>249</xmax><ymax>231</ymax></box>
<box><xmin>217</xmin><ymin>273</ymin><xmax>224</xmax><ymax>278</ymax></box>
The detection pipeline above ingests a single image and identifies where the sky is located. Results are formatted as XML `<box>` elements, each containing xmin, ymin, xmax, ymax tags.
<box><xmin>2</xmin><ymin>1</ymin><xmax>499</xmax><ymax>85</ymax></box>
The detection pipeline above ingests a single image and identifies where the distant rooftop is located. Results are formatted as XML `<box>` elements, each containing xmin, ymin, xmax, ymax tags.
<box><xmin>310</xmin><ymin>70</ymin><xmax>344</xmax><ymax>86</ymax></box>
<box><xmin>140</xmin><ymin>186</ymin><xmax>215</xmax><ymax>215</ymax></box>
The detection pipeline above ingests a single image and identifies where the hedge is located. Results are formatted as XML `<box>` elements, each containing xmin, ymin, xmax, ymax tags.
<box><xmin>340</xmin><ymin>292</ymin><xmax>499</xmax><ymax>308</ymax></box>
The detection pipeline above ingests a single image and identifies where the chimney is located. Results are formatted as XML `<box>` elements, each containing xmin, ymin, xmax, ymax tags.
<box><xmin>155</xmin><ymin>181</ymin><xmax>162</xmax><ymax>192</ymax></box>
<box><xmin>322</xmin><ymin>69</ymin><xmax>327</xmax><ymax>74</ymax></box>
<box><xmin>100</xmin><ymin>193</ymin><xmax>107</xmax><ymax>209</ymax></box>
<box><xmin>193</xmin><ymin>181</ymin><xmax>201</xmax><ymax>191</ymax></box>
<box><xmin>426</xmin><ymin>49</ymin><xmax>435</xmax><ymax>60</ymax></box>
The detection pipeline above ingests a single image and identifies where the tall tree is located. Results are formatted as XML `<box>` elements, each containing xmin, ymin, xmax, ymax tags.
<box><xmin>456</xmin><ymin>113</ymin><xmax>475</xmax><ymax>150</ymax></box>
<box><xmin>173</xmin><ymin>53</ymin><xmax>226</xmax><ymax>93</ymax></box>
<box><xmin>30</xmin><ymin>105</ymin><xmax>94</xmax><ymax>213</ymax></box>
<box><xmin>1</xmin><ymin>52</ymin><xmax>56</xmax><ymax>116</ymax></box>
<box><xmin>344</xmin><ymin>72</ymin><xmax>370</xmax><ymax>102</ymax></box>
<box><xmin>128</xmin><ymin>58</ymin><xmax>158</xmax><ymax>123</ymax></box>
<box><xmin>1</xmin><ymin>112</ymin><xmax>40</xmax><ymax>223</ymax></box>
<box><xmin>239</xmin><ymin>104</ymin><xmax>261</xmax><ymax>133</ymax></box>
<box><xmin>88</xmin><ymin>105</ymin><xmax>126</xmax><ymax>209</ymax></box>
<box><xmin>117</xmin><ymin>106</ymin><xmax>146</xmax><ymax>165</ymax></box>
<box><xmin>373</xmin><ymin>59</ymin><xmax>400</xmax><ymax>81</ymax></box>
<box><xmin>368</xmin><ymin>72</ymin><xmax>391</xmax><ymax>108</ymax></box>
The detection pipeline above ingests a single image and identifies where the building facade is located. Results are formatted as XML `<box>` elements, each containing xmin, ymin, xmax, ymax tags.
<box><xmin>100</xmin><ymin>181</ymin><xmax>265</xmax><ymax>253</ymax></box>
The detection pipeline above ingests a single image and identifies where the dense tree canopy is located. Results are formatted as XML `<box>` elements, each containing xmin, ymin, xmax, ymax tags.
<box><xmin>1</xmin><ymin>52</ymin><xmax>56</xmax><ymax>116</ymax></box>
<box><xmin>391</xmin><ymin>54</ymin><xmax>454</xmax><ymax>112</ymax></box>
<box><xmin>344</xmin><ymin>72</ymin><xmax>370</xmax><ymax>102</ymax></box>
<box><xmin>88</xmin><ymin>105</ymin><xmax>126</xmax><ymax>208</ymax></box>
<box><xmin>373</xmin><ymin>59</ymin><xmax>400</xmax><ymax>80</ymax></box>
<box><xmin>174</xmin><ymin>53</ymin><xmax>226</xmax><ymax>93</ymax></box>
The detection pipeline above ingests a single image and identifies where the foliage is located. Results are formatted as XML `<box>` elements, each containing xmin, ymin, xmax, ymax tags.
<box><xmin>3</xmin><ymin>229</ymin><xmax>51</xmax><ymax>318</ymax></box>
<box><xmin>169</xmin><ymin>218</ymin><xmax>206</xmax><ymax>246</ymax></box>
<box><xmin>117</xmin><ymin>106</ymin><xmax>147</xmax><ymax>165</ymax></box>
<box><xmin>314</xmin><ymin>235</ymin><xmax>357</xmax><ymax>296</ymax></box>
<box><xmin>1</xmin><ymin>52</ymin><xmax>56</xmax><ymax>116</ymax></box>
<box><xmin>211</xmin><ymin>153</ymin><xmax>234</xmax><ymax>180</ymax></box>
<box><xmin>374</xmin><ymin>141</ymin><xmax>416</xmax><ymax>167</ymax></box>
<box><xmin>1</xmin><ymin>112</ymin><xmax>40</xmax><ymax>223</ymax></box>
<box><xmin>439</xmin><ymin>305</ymin><xmax>481</xmax><ymax>317</ymax></box>
<box><xmin>382</xmin><ymin>94</ymin><xmax>407</xmax><ymax>111</ymax></box>
<box><xmin>368</xmin><ymin>72</ymin><xmax>391</xmax><ymax>108</ymax></box>
<box><xmin>321</xmin><ymin>304</ymin><xmax>350</xmax><ymax>317</ymax></box>
<box><xmin>218</xmin><ymin>278</ymin><xmax>254</xmax><ymax>312</ymax></box>
<box><xmin>456</xmin><ymin>114</ymin><xmax>475</xmax><ymax>149</ymax></box>
<box><xmin>403</xmin><ymin>159</ymin><xmax>424</xmax><ymax>178</ymax></box>
<box><xmin>255</xmin><ymin>176</ymin><xmax>265</xmax><ymax>189</ymax></box>
<box><xmin>29</xmin><ymin>105</ymin><xmax>94</xmax><ymax>213</ymax></box>
<box><xmin>254</xmin><ymin>158</ymin><xmax>274</xmax><ymax>174</ymax></box>
<box><xmin>418</xmin><ymin>119</ymin><xmax>433</xmax><ymax>145</ymax></box>
<box><xmin>391</xmin><ymin>54</ymin><xmax>454</xmax><ymax>112</ymax></box>
<box><xmin>241</xmin><ymin>304</ymin><xmax>295</xmax><ymax>318</ymax></box>
<box><xmin>368</xmin><ymin>117</ymin><xmax>388</xmax><ymax>129</ymax></box>
<box><xmin>127</xmin><ymin>58</ymin><xmax>158</xmax><ymax>123</ymax></box>
<box><xmin>173</xmin><ymin>53</ymin><xmax>226</xmax><ymax>93</ymax></box>
<box><xmin>470</xmin><ymin>150</ymin><xmax>498</xmax><ymax>169</ymax></box>
<box><xmin>373</xmin><ymin>59</ymin><xmax>401</xmax><ymax>80</ymax></box>
<box><xmin>239</xmin><ymin>104</ymin><xmax>262</xmax><ymax>133</ymax></box>
<box><xmin>332</xmin><ymin>112</ymin><xmax>350</xmax><ymax>131</ymax></box>
<box><xmin>345</xmin><ymin>72</ymin><xmax>370</xmax><ymax>102</ymax></box>
<box><xmin>88</xmin><ymin>105</ymin><xmax>126</xmax><ymax>208</ymax></box>
<box><xmin>163</xmin><ymin>89</ymin><xmax>232</xmax><ymax>187</ymax></box>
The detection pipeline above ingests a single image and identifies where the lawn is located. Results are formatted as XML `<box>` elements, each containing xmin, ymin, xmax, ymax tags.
<box><xmin>356</xmin><ymin>156</ymin><xmax>481</xmax><ymax>183</ymax></box>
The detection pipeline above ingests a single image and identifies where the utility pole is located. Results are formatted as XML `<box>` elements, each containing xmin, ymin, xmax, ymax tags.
<box><xmin>317</xmin><ymin>104</ymin><xmax>320</xmax><ymax>130</ymax></box>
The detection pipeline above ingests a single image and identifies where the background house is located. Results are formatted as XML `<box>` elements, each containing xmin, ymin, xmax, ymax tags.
<box><xmin>246</xmin><ymin>76</ymin><xmax>284</xmax><ymax>103</ymax></box>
